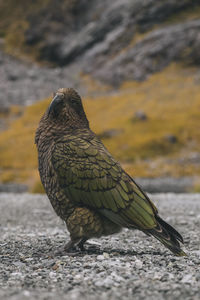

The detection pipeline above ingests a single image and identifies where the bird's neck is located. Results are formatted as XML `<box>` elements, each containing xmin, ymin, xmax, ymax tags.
<box><xmin>35</xmin><ymin>116</ymin><xmax>91</xmax><ymax>148</ymax></box>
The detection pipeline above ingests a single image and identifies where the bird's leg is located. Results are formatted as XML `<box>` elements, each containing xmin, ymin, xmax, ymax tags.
<box><xmin>77</xmin><ymin>237</ymin><xmax>88</xmax><ymax>251</ymax></box>
<box><xmin>50</xmin><ymin>238</ymin><xmax>81</xmax><ymax>257</ymax></box>
<box><xmin>63</xmin><ymin>239</ymin><xmax>78</xmax><ymax>252</ymax></box>
<box><xmin>66</xmin><ymin>207</ymin><xmax>103</xmax><ymax>253</ymax></box>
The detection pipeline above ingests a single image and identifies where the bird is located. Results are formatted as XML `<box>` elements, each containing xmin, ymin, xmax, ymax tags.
<box><xmin>35</xmin><ymin>88</ymin><xmax>186</xmax><ymax>256</ymax></box>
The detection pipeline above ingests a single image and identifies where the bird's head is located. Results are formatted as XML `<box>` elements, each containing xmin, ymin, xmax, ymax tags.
<box><xmin>47</xmin><ymin>88</ymin><xmax>89</xmax><ymax>129</ymax></box>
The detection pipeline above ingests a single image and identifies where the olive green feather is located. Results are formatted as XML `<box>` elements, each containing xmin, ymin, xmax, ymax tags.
<box><xmin>52</xmin><ymin>136</ymin><xmax>157</xmax><ymax>229</ymax></box>
<box><xmin>36</xmin><ymin>87</ymin><xmax>186</xmax><ymax>256</ymax></box>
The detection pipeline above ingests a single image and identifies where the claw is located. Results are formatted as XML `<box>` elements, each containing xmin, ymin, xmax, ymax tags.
<box><xmin>77</xmin><ymin>237</ymin><xmax>88</xmax><ymax>251</ymax></box>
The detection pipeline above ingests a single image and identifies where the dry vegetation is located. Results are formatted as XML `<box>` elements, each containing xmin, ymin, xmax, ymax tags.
<box><xmin>0</xmin><ymin>0</ymin><xmax>80</xmax><ymax>62</ymax></box>
<box><xmin>0</xmin><ymin>63</ymin><xmax>199</xmax><ymax>192</ymax></box>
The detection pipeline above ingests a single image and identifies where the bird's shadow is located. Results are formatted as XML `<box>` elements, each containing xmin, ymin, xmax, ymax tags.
<box><xmin>37</xmin><ymin>244</ymin><xmax>162</xmax><ymax>258</ymax></box>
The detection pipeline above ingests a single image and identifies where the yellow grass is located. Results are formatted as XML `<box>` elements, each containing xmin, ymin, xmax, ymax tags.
<box><xmin>0</xmin><ymin>64</ymin><xmax>200</xmax><ymax>192</ymax></box>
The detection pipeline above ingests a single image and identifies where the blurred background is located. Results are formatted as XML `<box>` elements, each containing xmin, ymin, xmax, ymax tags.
<box><xmin>0</xmin><ymin>0</ymin><xmax>200</xmax><ymax>193</ymax></box>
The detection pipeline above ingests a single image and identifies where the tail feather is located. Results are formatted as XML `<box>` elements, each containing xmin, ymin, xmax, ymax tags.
<box><xmin>156</xmin><ymin>215</ymin><xmax>184</xmax><ymax>244</ymax></box>
<box><xmin>147</xmin><ymin>215</ymin><xmax>187</xmax><ymax>256</ymax></box>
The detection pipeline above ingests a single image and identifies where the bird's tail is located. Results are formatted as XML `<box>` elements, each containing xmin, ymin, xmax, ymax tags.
<box><xmin>147</xmin><ymin>215</ymin><xmax>187</xmax><ymax>256</ymax></box>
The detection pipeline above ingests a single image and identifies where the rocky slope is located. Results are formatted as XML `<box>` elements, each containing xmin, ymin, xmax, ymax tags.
<box><xmin>0</xmin><ymin>0</ymin><xmax>200</xmax><ymax>107</ymax></box>
<box><xmin>0</xmin><ymin>49</ymin><xmax>83</xmax><ymax>108</ymax></box>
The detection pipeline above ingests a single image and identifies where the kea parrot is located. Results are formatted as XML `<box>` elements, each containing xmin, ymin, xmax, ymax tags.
<box><xmin>35</xmin><ymin>88</ymin><xmax>186</xmax><ymax>256</ymax></box>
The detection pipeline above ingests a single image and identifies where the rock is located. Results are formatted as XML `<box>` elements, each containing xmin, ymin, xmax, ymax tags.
<box><xmin>0</xmin><ymin>49</ymin><xmax>84</xmax><ymax>107</ymax></box>
<box><xmin>23</xmin><ymin>290</ymin><xmax>31</xmax><ymax>297</ymax></box>
<box><xmin>165</xmin><ymin>134</ymin><xmax>178</xmax><ymax>144</ymax></box>
<box><xmin>103</xmin><ymin>252</ymin><xmax>110</xmax><ymax>259</ymax></box>
<box><xmin>7</xmin><ymin>73</ymin><xmax>18</xmax><ymax>81</ymax></box>
<box><xmin>49</xmin><ymin>271</ymin><xmax>56</xmax><ymax>279</ymax></box>
<box><xmin>22</xmin><ymin>0</ymin><xmax>200</xmax><ymax>74</ymax></box>
<box><xmin>91</xmin><ymin>19</ymin><xmax>200</xmax><ymax>85</ymax></box>
<box><xmin>133</xmin><ymin>110</ymin><xmax>148</xmax><ymax>121</ymax></box>
<box><xmin>0</xmin><ymin>107</ymin><xmax>10</xmax><ymax>115</ymax></box>
<box><xmin>98</xmin><ymin>129</ymin><xmax>123</xmax><ymax>139</ymax></box>
<box><xmin>153</xmin><ymin>272</ymin><xmax>162</xmax><ymax>280</ymax></box>
<box><xmin>181</xmin><ymin>274</ymin><xmax>194</xmax><ymax>284</ymax></box>
<box><xmin>192</xmin><ymin>250</ymin><xmax>200</xmax><ymax>257</ymax></box>
<box><xmin>97</xmin><ymin>255</ymin><xmax>105</xmax><ymax>261</ymax></box>
<box><xmin>134</xmin><ymin>259</ymin><xmax>143</xmax><ymax>269</ymax></box>
<box><xmin>95</xmin><ymin>277</ymin><xmax>114</xmax><ymax>288</ymax></box>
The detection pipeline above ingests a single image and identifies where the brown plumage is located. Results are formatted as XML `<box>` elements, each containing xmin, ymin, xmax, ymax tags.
<box><xmin>35</xmin><ymin>88</ymin><xmax>186</xmax><ymax>256</ymax></box>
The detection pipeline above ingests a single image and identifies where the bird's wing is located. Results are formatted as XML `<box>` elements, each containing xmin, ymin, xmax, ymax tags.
<box><xmin>52</xmin><ymin>135</ymin><xmax>158</xmax><ymax>230</ymax></box>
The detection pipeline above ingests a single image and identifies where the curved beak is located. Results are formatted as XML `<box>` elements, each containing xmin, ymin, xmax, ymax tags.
<box><xmin>47</xmin><ymin>94</ymin><xmax>62</xmax><ymax>116</ymax></box>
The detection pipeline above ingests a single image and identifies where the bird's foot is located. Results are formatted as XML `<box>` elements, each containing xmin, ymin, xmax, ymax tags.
<box><xmin>79</xmin><ymin>241</ymin><xmax>101</xmax><ymax>254</ymax></box>
<box><xmin>48</xmin><ymin>239</ymin><xmax>101</xmax><ymax>257</ymax></box>
<box><xmin>76</xmin><ymin>237</ymin><xmax>88</xmax><ymax>251</ymax></box>
<box><xmin>49</xmin><ymin>239</ymin><xmax>83</xmax><ymax>257</ymax></box>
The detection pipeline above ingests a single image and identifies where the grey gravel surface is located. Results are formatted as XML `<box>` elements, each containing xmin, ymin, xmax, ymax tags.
<box><xmin>0</xmin><ymin>193</ymin><xmax>200</xmax><ymax>300</ymax></box>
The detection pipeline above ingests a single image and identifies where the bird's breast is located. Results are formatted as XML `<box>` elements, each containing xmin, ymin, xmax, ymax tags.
<box><xmin>37</xmin><ymin>140</ymin><xmax>74</xmax><ymax>220</ymax></box>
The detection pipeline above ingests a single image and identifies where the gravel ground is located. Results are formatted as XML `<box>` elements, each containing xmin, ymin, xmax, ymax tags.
<box><xmin>0</xmin><ymin>193</ymin><xmax>200</xmax><ymax>300</ymax></box>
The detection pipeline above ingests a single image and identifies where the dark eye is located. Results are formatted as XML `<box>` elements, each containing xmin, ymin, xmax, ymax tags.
<box><xmin>70</xmin><ymin>98</ymin><xmax>78</xmax><ymax>105</ymax></box>
<box><xmin>59</xmin><ymin>93</ymin><xmax>65</xmax><ymax>100</ymax></box>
